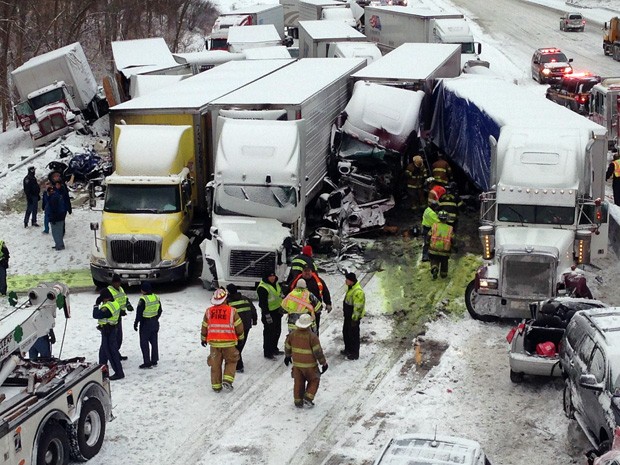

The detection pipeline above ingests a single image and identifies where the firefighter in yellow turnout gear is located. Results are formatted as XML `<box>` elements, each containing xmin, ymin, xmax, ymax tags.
<box><xmin>428</xmin><ymin>211</ymin><xmax>455</xmax><ymax>279</ymax></box>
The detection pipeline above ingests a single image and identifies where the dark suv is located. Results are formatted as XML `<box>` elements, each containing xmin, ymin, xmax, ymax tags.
<box><xmin>546</xmin><ymin>73</ymin><xmax>602</xmax><ymax>115</ymax></box>
<box><xmin>531</xmin><ymin>48</ymin><xmax>573</xmax><ymax>84</ymax></box>
<box><xmin>560</xmin><ymin>308</ymin><xmax>620</xmax><ymax>453</ymax></box>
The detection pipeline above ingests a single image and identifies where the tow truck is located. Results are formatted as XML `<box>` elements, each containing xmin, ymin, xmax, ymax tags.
<box><xmin>545</xmin><ymin>72</ymin><xmax>602</xmax><ymax>115</ymax></box>
<box><xmin>0</xmin><ymin>283</ymin><xmax>112</xmax><ymax>465</ymax></box>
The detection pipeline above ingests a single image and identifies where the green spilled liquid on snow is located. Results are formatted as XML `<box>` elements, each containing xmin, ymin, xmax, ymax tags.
<box><xmin>7</xmin><ymin>269</ymin><xmax>93</xmax><ymax>294</ymax></box>
<box><xmin>375</xmin><ymin>237</ymin><xmax>481</xmax><ymax>337</ymax></box>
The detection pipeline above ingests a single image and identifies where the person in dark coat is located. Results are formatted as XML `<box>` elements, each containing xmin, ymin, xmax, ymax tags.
<box><xmin>48</xmin><ymin>181</ymin><xmax>67</xmax><ymax>250</ymax></box>
<box><xmin>48</xmin><ymin>171</ymin><xmax>71</xmax><ymax>237</ymax></box>
<box><xmin>226</xmin><ymin>283</ymin><xmax>258</xmax><ymax>373</ymax></box>
<box><xmin>23</xmin><ymin>166</ymin><xmax>40</xmax><ymax>228</ymax></box>
<box><xmin>287</xmin><ymin>245</ymin><xmax>318</xmax><ymax>285</ymax></box>
<box><xmin>93</xmin><ymin>288</ymin><xmax>124</xmax><ymax>380</ymax></box>
<box><xmin>41</xmin><ymin>182</ymin><xmax>53</xmax><ymax>234</ymax></box>
<box><xmin>0</xmin><ymin>240</ymin><xmax>9</xmax><ymax>295</ymax></box>
<box><xmin>256</xmin><ymin>271</ymin><xmax>284</xmax><ymax>360</ymax></box>
<box><xmin>289</xmin><ymin>266</ymin><xmax>332</xmax><ymax>333</ymax></box>
<box><xmin>134</xmin><ymin>282</ymin><xmax>162</xmax><ymax>369</ymax></box>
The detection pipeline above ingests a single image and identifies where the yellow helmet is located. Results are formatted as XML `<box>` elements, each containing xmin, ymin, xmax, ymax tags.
<box><xmin>413</xmin><ymin>155</ymin><xmax>423</xmax><ymax>167</ymax></box>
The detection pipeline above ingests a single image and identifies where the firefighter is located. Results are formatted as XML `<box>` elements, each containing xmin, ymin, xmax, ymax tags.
<box><xmin>257</xmin><ymin>271</ymin><xmax>284</xmax><ymax>360</ymax></box>
<box><xmin>427</xmin><ymin>181</ymin><xmax>446</xmax><ymax>209</ymax></box>
<box><xmin>439</xmin><ymin>182</ymin><xmax>465</xmax><ymax>232</ymax></box>
<box><xmin>281</xmin><ymin>279</ymin><xmax>320</xmax><ymax>332</ymax></box>
<box><xmin>404</xmin><ymin>155</ymin><xmax>428</xmax><ymax>212</ymax></box>
<box><xmin>287</xmin><ymin>245</ymin><xmax>318</xmax><ymax>285</ymax></box>
<box><xmin>92</xmin><ymin>288</ymin><xmax>124</xmax><ymax>380</ymax></box>
<box><xmin>108</xmin><ymin>274</ymin><xmax>133</xmax><ymax>361</ymax></box>
<box><xmin>289</xmin><ymin>266</ymin><xmax>332</xmax><ymax>333</ymax></box>
<box><xmin>133</xmin><ymin>282</ymin><xmax>162</xmax><ymax>369</ymax></box>
<box><xmin>606</xmin><ymin>151</ymin><xmax>620</xmax><ymax>206</ymax></box>
<box><xmin>226</xmin><ymin>283</ymin><xmax>258</xmax><ymax>373</ymax></box>
<box><xmin>200</xmin><ymin>288</ymin><xmax>244</xmax><ymax>392</ymax></box>
<box><xmin>421</xmin><ymin>203</ymin><xmax>440</xmax><ymax>262</ymax></box>
<box><xmin>431</xmin><ymin>153</ymin><xmax>452</xmax><ymax>186</ymax></box>
<box><xmin>341</xmin><ymin>272</ymin><xmax>366</xmax><ymax>360</ymax></box>
<box><xmin>284</xmin><ymin>313</ymin><xmax>328</xmax><ymax>408</ymax></box>
<box><xmin>428</xmin><ymin>210</ymin><xmax>455</xmax><ymax>279</ymax></box>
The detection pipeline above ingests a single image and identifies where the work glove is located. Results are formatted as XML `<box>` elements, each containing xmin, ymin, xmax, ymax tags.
<box><xmin>134</xmin><ymin>322</ymin><xmax>139</xmax><ymax>332</ymax></box>
<box><xmin>120</xmin><ymin>309</ymin><xmax>127</xmax><ymax>317</ymax></box>
<box><xmin>264</xmin><ymin>313</ymin><xmax>273</xmax><ymax>325</ymax></box>
<box><xmin>321</xmin><ymin>364</ymin><xmax>329</xmax><ymax>374</ymax></box>
<box><xmin>201</xmin><ymin>341</ymin><xmax>208</xmax><ymax>348</ymax></box>
<box><xmin>326</xmin><ymin>304</ymin><xmax>332</xmax><ymax>314</ymax></box>
<box><xmin>127</xmin><ymin>302</ymin><xmax>134</xmax><ymax>312</ymax></box>
<box><xmin>284</xmin><ymin>356</ymin><xmax>291</xmax><ymax>366</ymax></box>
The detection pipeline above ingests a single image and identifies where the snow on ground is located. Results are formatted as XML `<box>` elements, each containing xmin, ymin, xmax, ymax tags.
<box><xmin>1</xmin><ymin>1</ymin><xmax>620</xmax><ymax>464</ymax></box>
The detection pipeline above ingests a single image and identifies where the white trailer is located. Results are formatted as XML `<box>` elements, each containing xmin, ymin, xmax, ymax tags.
<box><xmin>201</xmin><ymin>58</ymin><xmax>366</xmax><ymax>291</ymax></box>
<box><xmin>209</xmin><ymin>4</ymin><xmax>285</xmax><ymax>50</ymax></box>
<box><xmin>298</xmin><ymin>20</ymin><xmax>366</xmax><ymax>58</ymax></box>
<box><xmin>364</xmin><ymin>5</ymin><xmax>481</xmax><ymax>66</ymax></box>
<box><xmin>299</xmin><ymin>0</ymin><xmax>348</xmax><ymax>22</ymax></box>
<box><xmin>0</xmin><ymin>283</ymin><xmax>112</xmax><ymax>464</ymax></box>
<box><xmin>227</xmin><ymin>24</ymin><xmax>283</xmax><ymax>53</ymax></box>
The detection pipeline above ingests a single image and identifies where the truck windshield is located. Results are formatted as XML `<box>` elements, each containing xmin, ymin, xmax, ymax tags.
<box><xmin>459</xmin><ymin>42</ymin><xmax>476</xmax><ymax>54</ymax></box>
<box><xmin>104</xmin><ymin>185</ymin><xmax>181</xmax><ymax>214</ymax></box>
<box><xmin>215</xmin><ymin>184</ymin><xmax>297</xmax><ymax>215</ymax></box>
<box><xmin>497</xmin><ymin>204</ymin><xmax>575</xmax><ymax>225</ymax></box>
<box><xmin>29</xmin><ymin>88</ymin><xmax>65</xmax><ymax>111</ymax></box>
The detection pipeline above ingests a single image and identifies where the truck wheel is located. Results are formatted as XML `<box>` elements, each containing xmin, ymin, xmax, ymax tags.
<box><xmin>37</xmin><ymin>422</ymin><xmax>69</xmax><ymax>465</ymax></box>
<box><xmin>510</xmin><ymin>369</ymin><xmax>524</xmax><ymax>383</ymax></box>
<box><xmin>72</xmin><ymin>398</ymin><xmax>106</xmax><ymax>460</ymax></box>
<box><xmin>563</xmin><ymin>379</ymin><xmax>575</xmax><ymax>419</ymax></box>
<box><xmin>465</xmin><ymin>280</ymin><xmax>495</xmax><ymax>322</ymax></box>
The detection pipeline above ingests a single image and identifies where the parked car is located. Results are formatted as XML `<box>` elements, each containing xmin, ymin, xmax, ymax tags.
<box><xmin>560</xmin><ymin>12</ymin><xmax>585</xmax><ymax>31</ymax></box>
<box><xmin>546</xmin><ymin>73</ymin><xmax>601</xmax><ymax>115</ymax></box>
<box><xmin>507</xmin><ymin>297</ymin><xmax>607</xmax><ymax>383</ymax></box>
<box><xmin>560</xmin><ymin>307</ymin><xmax>620</xmax><ymax>454</ymax></box>
<box><xmin>373</xmin><ymin>434</ymin><xmax>491</xmax><ymax>465</ymax></box>
<box><xmin>531</xmin><ymin>47</ymin><xmax>573</xmax><ymax>84</ymax></box>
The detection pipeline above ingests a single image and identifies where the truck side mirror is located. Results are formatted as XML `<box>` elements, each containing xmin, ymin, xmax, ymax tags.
<box><xmin>90</xmin><ymin>222</ymin><xmax>99</xmax><ymax>231</ymax></box>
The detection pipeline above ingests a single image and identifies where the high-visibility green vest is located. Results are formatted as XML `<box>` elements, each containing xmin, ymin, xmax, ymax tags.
<box><xmin>0</xmin><ymin>241</ymin><xmax>4</xmax><ymax>261</ymax></box>
<box><xmin>344</xmin><ymin>282</ymin><xmax>366</xmax><ymax>321</ymax></box>
<box><xmin>139</xmin><ymin>294</ymin><xmax>160</xmax><ymax>318</ymax></box>
<box><xmin>257</xmin><ymin>281</ymin><xmax>282</xmax><ymax>311</ymax></box>
<box><xmin>229</xmin><ymin>296</ymin><xmax>252</xmax><ymax>313</ymax></box>
<box><xmin>108</xmin><ymin>285</ymin><xmax>128</xmax><ymax>311</ymax></box>
<box><xmin>422</xmin><ymin>208</ymin><xmax>439</xmax><ymax>228</ymax></box>
<box><xmin>98</xmin><ymin>300</ymin><xmax>121</xmax><ymax>326</ymax></box>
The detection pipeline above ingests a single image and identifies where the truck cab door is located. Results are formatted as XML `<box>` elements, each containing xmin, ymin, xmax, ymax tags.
<box><xmin>13</xmin><ymin>101</ymin><xmax>34</xmax><ymax>131</ymax></box>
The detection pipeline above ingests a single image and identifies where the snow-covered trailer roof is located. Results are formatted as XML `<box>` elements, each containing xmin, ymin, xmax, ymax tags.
<box><xmin>212</xmin><ymin>58</ymin><xmax>365</xmax><ymax>106</ymax></box>
<box><xmin>352</xmin><ymin>43</ymin><xmax>461</xmax><ymax>83</ymax></box>
<box><xmin>129</xmin><ymin>74</ymin><xmax>189</xmax><ymax>99</ymax></box>
<box><xmin>298</xmin><ymin>20</ymin><xmax>365</xmax><ymax>40</ymax></box>
<box><xmin>111</xmin><ymin>59</ymin><xmax>294</xmax><ymax>112</ymax></box>
<box><xmin>243</xmin><ymin>46</ymin><xmax>292</xmax><ymax>59</ymax></box>
<box><xmin>364</xmin><ymin>5</ymin><xmax>463</xmax><ymax>19</ymax></box>
<box><xmin>227</xmin><ymin>25</ymin><xmax>282</xmax><ymax>45</ymax></box>
<box><xmin>218</xmin><ymin>4</ymin><xmax>282</xmax><ymax>15</ymax></box>
<box><xmin>111</xmin><ymin>38</ymin><xmax>178</xmax><ymax>77</ymax></box>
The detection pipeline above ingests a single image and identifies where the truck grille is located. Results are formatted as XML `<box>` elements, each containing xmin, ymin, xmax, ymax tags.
<box><xmin>230</xmin><ymin>250</ymin><xmax>276</xmax><ymax>278</ymax></box>
<box><xmin>501</xmin><ymin>254</ymin><xmax>555</xmax><ymax>299</ymax></box>
<box><xmin>110</xmin><ymin>239</ymin><xmax>157</xmax><ymax>264</ymax></box>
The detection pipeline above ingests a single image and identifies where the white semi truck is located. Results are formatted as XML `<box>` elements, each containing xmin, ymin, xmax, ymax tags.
<box><xmin>208</xmin><ymin>5</ymin><xmax>285</xmax><ymax>50</ymax></box>
<box><xmin>11</xmin><ymin>42</ymin><xmax>107</xmax><ymax>147</ymax></box>
<box><xmin>363</xmin><ymin>5</ymin><xmax>482</xmax><ymax>67</ymax></box>
<box><xmin>298</xmin><ymin>20</ymin><xmax>368</xmax><ymax>58</ymax></box>
<box><xmin>201</xmin><ymin>58</ymin><xmax>366</xmax><ymax>291</ymax></box>
<box><xmin>0</xmin><ymin>283</ymin><xmax>112</xmax><ymax>464</ymax></box>
<box><xmin>430</xmin><ymin>75</ymin><xmax>608</xmax><ymax>320</ymax></box>
<box><xmin>589</xmin><ymin>77</ymin><xmax>620</xmax><ymax>149</ymax></box>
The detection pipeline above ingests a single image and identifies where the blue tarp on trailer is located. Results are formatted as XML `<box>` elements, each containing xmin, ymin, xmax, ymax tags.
<box><xmin>430</xmin><ymin>80</ymin><xmax>500</xmax><ymax>191</ymax></box>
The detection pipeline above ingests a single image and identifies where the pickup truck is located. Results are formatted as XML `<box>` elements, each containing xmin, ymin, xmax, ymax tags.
<box><xmin>546</xmin><ymin>73</ymin><xmax>601</xmax><ymax>115</ymax></box>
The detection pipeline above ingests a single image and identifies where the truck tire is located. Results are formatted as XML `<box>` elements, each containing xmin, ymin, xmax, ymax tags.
<box><xmin>69</xmin><ymin>398</ymin><xmax>106</xmax><ymax>461</ymax></box>
<box><xmin>465</xmin><ymin>279</ymin><xmax>496</xmax><ymax>322</ymax></box>
<box><xmin>37</xmin><ymin>422</ymin><xmax>70</xmax><ymax>465</ymax></box>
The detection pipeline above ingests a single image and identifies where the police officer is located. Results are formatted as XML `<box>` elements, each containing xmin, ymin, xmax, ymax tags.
<box><xmin>257</xmin><ymin>271</ymin><xmax>284</xmax><ymax>360</ymax></box>
<box><xmin>226</xmin><ymin>283</ymin><xmax>258</xmax><ymax>373</ymax></box>
<box><xmin>428</xmin><ymin>211</ymin><xmax>455</xmax><ymax>279</ymax></box>
<box><xmin>23</xmin><ymin>166</ymin><xmax>40</xmax><ymax>228</ymax></box>
<box><xmin>108</xmin><ymin>274</ymin><xmax>133</xmax><ymax>360</ymax></box>
<box><xmin>606</xmin><ymin>151</ymin><xmax>620</xmax><ymax>206</ymax></box>
<box><xmin>341</xmin><ymin>272</ymin><xmax>366</xmax><ymax>360</ymax></box>
<box><xmin>134</xmin><ymin>282</ymin><xmax>162</xmax><ymax>369</ymax></box>
<box><xmin>287</xmin><ymin>245</ymin><xmax>318</xmax><ymax>285</ymax></box>
<box><xmin>439</xmin><ymin>182</ymin><xmax>465</xmax><ymax>232</ymax></box>
<box><xmin>93</xmin><ymin>288</ymin><xmax>124</xmax><ymax>380</ymax></box>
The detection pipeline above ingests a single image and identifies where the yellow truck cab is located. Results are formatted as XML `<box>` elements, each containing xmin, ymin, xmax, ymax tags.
<box><xmin>90</xmin><ymin>125</ymin><xmax>195</xmax><ymax>286</ymax></box>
